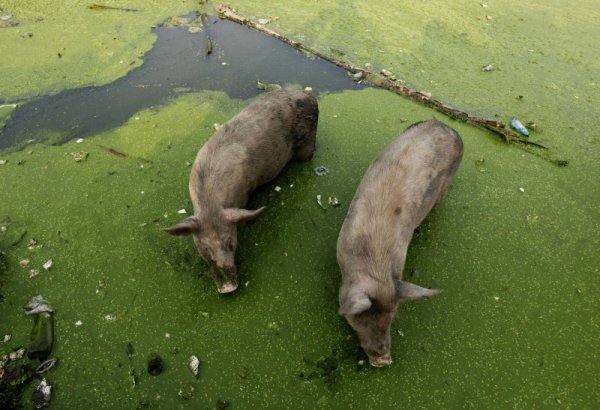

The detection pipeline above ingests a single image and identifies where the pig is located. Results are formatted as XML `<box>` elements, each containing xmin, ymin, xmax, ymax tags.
<box><xmin>337</xmin><ymin>119</ymin><xmax>463</xmax><ymax>367</ymax></box>
<box><xmin>164</xmin><ymin>89</ymin><xmax>318</xmax><ymax>293</ymax></box>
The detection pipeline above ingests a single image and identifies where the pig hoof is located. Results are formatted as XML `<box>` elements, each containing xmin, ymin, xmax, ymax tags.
<box><xmin>218</xmin><ymin>283</ymin><xmax>238</xmax><ymax>294</ymax></box>
<box><xmin>369</xmin><ymin>357</ymin><xmax>393</xmax><ymax>367</ymax></box>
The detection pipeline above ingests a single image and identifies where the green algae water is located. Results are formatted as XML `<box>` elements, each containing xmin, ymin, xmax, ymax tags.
<box><xmin>1</xmin><ymin>1</ymin><xmax>598</xmax><ymax>408</ymax></box>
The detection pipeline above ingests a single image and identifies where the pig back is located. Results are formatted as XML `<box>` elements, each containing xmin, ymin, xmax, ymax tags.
<box><xmin>192</xmin><ymin>90</ymin><xmax>316</xmax><ymax>209</ymax></box>
<box><xmin>338</xmin><ymin>120</ymin><xmax>462</xmax><ymax>276</ymax></box>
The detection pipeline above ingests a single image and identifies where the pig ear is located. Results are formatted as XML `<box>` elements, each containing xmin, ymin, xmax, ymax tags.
<box><xmin>395</xmin><ymin>280</ymin><xmax>442</xmax><ymax>302</ymax></box>
<box><xmin>338</xmin><ymin>290</ymin><xmax>372</xmax><ymax>316</ymax></box>
<box><xmin>162</xmin><ymin>216</ymin><xmax>200</xmax><ymax>236</ymax></box>
<box><xmin>222</xmin><ymin>207</ymin><xmax>266</xmax><ymax>223</ymax></box>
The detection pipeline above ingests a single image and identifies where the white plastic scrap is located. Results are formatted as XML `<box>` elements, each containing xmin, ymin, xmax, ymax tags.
<box><xmin>33</xmin><ymin>378</ymin><xmax>52</xmax><ymax>409</ymax></box>
<box><xmin>188</xmin><ymin>355</ymin><xmax>201</xmax><ymax>378</ymax></box>
<box><xmin>2</xmin><ymin>334</ymin><xmax>11</xmax><ymax>343</ymax></box>
<box><xmin>42</xmin><ymin>259</ymin><xmax>53</xmax><ymax>270</ymax></box>
<box><xmin>177</xmin><ymin>209</ymin><xmax>187</xmax><ymax>214</ymax></box>
<box><xmin>75</xmin><ymin>320</ymin><xmax>83</xmax><ymax>327</ymax></box>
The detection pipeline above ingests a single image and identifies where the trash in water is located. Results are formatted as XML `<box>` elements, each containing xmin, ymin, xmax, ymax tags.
<box><xmin>25</xmin><ymin>296</ymin><xmax>54</xmax><ymax>362</ymax></box>
<box><xmin>42</xmin><ymin>259</ymin><xmax>53</xmax><ymax>270</ymax></box>
<box><xmin>256</xmin><ymin>80</ymin><xmax>282</xmax><ymax>91</ymax></box>
<box><xmin>188</xmin><ymin>355</ymin><xmax>201</xmax><ymax>378</ymax></box>
<box><xmin>482</xmin><ymin>64</ymin><xmax>495</xmax><ymax>71</ymax></box>
<box><xmin>316</xmin><ymin>195</ymin><xmax>326</xmax><ymax>210</ymax></box>
<box><xmin>177</xmin><ymin>209</ymin><xmax>187</xmax><ymax>215</ymax></box>
<box><xmin>213</xmin><ymin>123</ymin><xmax>222</xmax><ymax>131</ymax></box>
<box><xmin>75</xmin><ymin>320</ymin><xmax>83</xmax><ymax>327</ymax></box>
<box><xmin>519</xmin><ymin>187</ymin><xmax>525</xmax><ymax>193</ymax></box>
<box><xmin>178</xmin><ymin>383</ymin><xmax>195</xmax><ymax>400</ymax></box>
<box><xmin>257</xmin><ymin>17</ymin><xmax>278</xmax><ymax>25</ymax></box>
<box><xmin>128</xmin><ymin>367</ymin><xmax>136</xmax><ymax>390</ymax></box>
<box><xmin>36</xmin><ymin>358</ymin><xmax>57</xmax><ymax>374</ymax></box>
<box><xmin>20</xmin><ymin>31</ymin><xmax>33</xmax><ymax>38</ymax></box>
<box><xmin>510</xmin><ymin>117</ymin><xmax>529</xmax><ymax>136</ymax></box>
<box><xmin>87</xmin><ymin>3</ymin><xmax>140</xmax><ymax>12</ymax></box>
<box><xmin>314</xmin><ymin>166</ymin><xmax>329</xmax><ymax>176</ymax></box>
<box><xmin>0</xmin><ymin>160</ymin><xmax>7</xmax><ymax>165</ymax></box>
<box><xmin>70</xmin><ymin>151</ymin><xmax>89</xmax><ymax>162</ymax></box>
<box><xmin>475</xmin><ymin>158</ymin><xmax>486</xmax><ymax>172</ymax></box>
<box><xmin>380</xmin><ymin>69</ymin><xmax>396</xmax><ymax>80</ymax></box>
<box><xmin>76</xmin><ymin>138</ymin><xmax>84</xmax><ymax>143</ymax></box>
<box><xmin>147</xmin><ymin>354</ymin><xmax>164</xmax><ymax>376</ymax></box>
<box><xmin>328</xmin><ymin>197</ymin><xmax>341</xmax><ymax>208</ymax></box>
<box><xmin>8</xmin><ymin>348</ymin><xmax>25</xmax><ymax>361</ymax></box>
<box><xmin>32</xmin><ymin>378</ymin><xmax>51</xmax><ymax>409</ymax></box>
<box><xmin>24</xmin><ymin>295</ymin><xmax>54</xmax><ymax>315</ymax></box>
<box><xmin>2</xmin><ymin>334</ymin><xmax>11</xmax><ymax>343</ymax></box>
<box><xmin>19</xmin><ymin>259</ymin><xmax>30</xmax><ymax>267</ymax></box>
<box><xmin>188</xmin><ymin>26</ymin><xmax>202</xmax><ymax>33</ymax></box>
<box><xmin>29</xmin><ymin>269</ymin><xmax>39</xmax><ymax>278</ymax></box>
<box><xmin>348</xmin><ymin>71</ymin><xmax>364</xmax><ymax>81</ymax></box>
<box><xmin>104</xmin><ymin>314</ymin><xmax>116</xmax><ymax>321</ymax></box>
<box><xmin>304</xmin><ymin>86</ymin><xmax>313</xmax><ymax>93</ymax></box>
<box><xmin>274</xmin><ymin>186</ymin><xmax>282</xmax><ymax>192</ymax></box>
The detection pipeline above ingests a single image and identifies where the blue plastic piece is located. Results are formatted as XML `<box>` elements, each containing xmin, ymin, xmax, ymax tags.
<box><xmin>510</xmin><ymin>117</ymin><xmax>529</xmax><ymax>137</ymax></box>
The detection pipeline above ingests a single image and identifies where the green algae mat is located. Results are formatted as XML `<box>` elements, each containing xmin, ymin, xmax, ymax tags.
<box><xmin>1</xmin><ymin>1</ymin><xmax>598</xmax><ymax>408</ymax></box>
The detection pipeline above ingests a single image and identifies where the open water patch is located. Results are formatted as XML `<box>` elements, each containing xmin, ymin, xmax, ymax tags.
<box><xmin>0</xmin><ymin>14</ymin><xmax>366</xmax><ymax>149</ymax></box>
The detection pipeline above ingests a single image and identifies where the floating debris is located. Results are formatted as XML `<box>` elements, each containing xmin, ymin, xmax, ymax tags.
<box><xmin>188</xmin><ymin>355</ymin><xmax>201</xmax><ymax>378</ymax></box>
<box><xmin>328</xmin><ymin>196</ymin><xmax>341</xmax><ymax>208</ymax></box>
<box><xmin>29</xmin><ymin>269</ymin><xmax>39</xmax><ymax>278</ymax></box>
<box><xmin>482</xmin><ymin>64</ymin><xmax>495</xmax><ymax>71</ymax></box>
<box><xmin>128</xmin><ymin>367</ymin><xmax>136</xmax><ymax>390</ymax></box>
<box><xmin>381</xmin><ymin>68</ymin><xmax>396</xmax><ymax>80</ymax></box>
<box><xmin>316</xmin><ymin>195</ymin><xmax>326</xmax><ymax>210</ymax></box>
<box><xmin>188</xmin><ymin>26</ymin><xmax>202</xmax><ymax>33</ymax></box>
<box><xmin>75</xmin><ymin>320</ymin><xmax>83</xmax><ymax>327</ymax></box>
<box><xmin>0</xmin><ymin>159</ymin><xmax>6</xmax><ymax>165</ymax></box>
<box><xmin>42</xmin><ymin>259</ymin><xmax>53</xmax><ymax>270</ymax></box>
<box><xmin>519</xmin><ymin>187</ymin><xmax>525</xmax><ymax>193</ymax></box>
<box><xmin>2</xmin><ymin>334</ymin><xmax>11</xmax><ymax>343</ymax></box>
<box><xmin>510</xmin><ymin>117</ymin><xmax>529</xmax><ymax>136</ymax></box>
<box><xmin>36</xmin><ymin>358</ymin><xmax>58</xmax><ymax>374</ymax></box>
<box><xmin>199</xmin><ymin>311</ymin><xmax>210</xmax><ymax>319</ymax></box>
<box><xmin>303</xmin><ymin>86</ymin><xmax>313</xmax><ymax>93</ymax></box>
<box><xmin>526</xmin><ymin>214</ymin><xmax>539</xmax><ymax>225</ymax></box>
<box><xmin>314</xmin><ymin>166</ymin><xmax>330</xmax><ymax>176</ymax></box>
<box><xmin>178</xmin><ymin>383</ymin><xmax>195</xmax><ymax>400</ymax></box>
<box><xmin>475</xmin><ymin>158</ymin><xmax>486</xmax><ymax>172</ymax></box>
<box><xmin>147</xmin><ymin>354</ymin><xmax>164</xmax><ymax>376</ymax></box>
<box><xmin>32</xmin><ymin>378</ymin><xmax>52</xmax><ymax>409</ymax></box>
<box><xmin>25</xmin><ymin>296</ymin><xmax>55</xmax><ymax>362</ymax></box>
<box><xmin>274</xmin><ymin>185</ymin><xmax>282</xmax><ymax>192</ymax></box>
<box><xmin>87</xmin><ymin>3</ymin><xmax>140</xmax><ymax>12</ymax></box>
<box><xmin>19</xmin><ymin>259</ymin><xmax>30</xmax><ymax>267</ymax></box>
<box><xmin>70</xmin><ymin>151</ymin><xmax>89</xmax><ymax>162</ymax></box>
<box><xmin>213</xmin><ymin>123</ymin><xmax>222</xmax><ymax>131</ymax></box>
<box><xmin>0</xmin><ymin>8</ymin><xmax>19</xmax><ymax>28</ymax></box>
<box><xmin>104</xmin><ymin>314</ymin><xmax>116</xmax><ymax>321</ymax></box>
<box><xmin>257</xmin><ymin>17</ymin><xmax>278</xmax><ymax>25</ymax></box>
<box><xmin>177</xmin><ymin>209</ymin><xmax>187</xmax><ymax>215</ymax></box>
<box><xmin>24</xmin><ymin>295</ymin><xmax>54</xmax><ymax>315</ymax></box>
<box><xmin>349</xmin><ymin>71</ymin><xmax>364</xmax><ymax>81</ymax></box>
<box><xmin>256</xmin><ymin>80</ymin><xmax>282</xmax><ymax>91</ymax></box>
<box><xmin>8</xmin><ymin>348</ymin><xmax>25</xmax><ymax>361</ymax></box>
<box><xmin>76</xmin><ymin>138</ymin><xmax>84</xmax><ymax>143</ymax></box>
<box><xmin>20</xmin><ymin>31</ymin><xmax>33</xmax><ymax>38</ymax></box>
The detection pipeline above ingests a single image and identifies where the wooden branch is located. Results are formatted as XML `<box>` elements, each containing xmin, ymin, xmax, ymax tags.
<box><xmin>216</xmin><ymin>4</ymin><xmax>546</xmax><ymax>149</ymax></box>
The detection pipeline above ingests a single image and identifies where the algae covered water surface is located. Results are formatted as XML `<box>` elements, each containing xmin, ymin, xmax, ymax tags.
<box><xmin>1</xmin><ymin>1</ymin><xmax>598</xmax><ymax>408</ymax></box>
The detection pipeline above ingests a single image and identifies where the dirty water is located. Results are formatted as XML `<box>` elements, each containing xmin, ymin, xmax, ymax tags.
<box><xmin>1</xmin><ymin>2</ymin><xmax>599</xmax><ymax>409</ymax></box>
<box><xmin>0</xmin><ymin>16</ymin><xmax>365</xmax><ymax>149</ymax></box>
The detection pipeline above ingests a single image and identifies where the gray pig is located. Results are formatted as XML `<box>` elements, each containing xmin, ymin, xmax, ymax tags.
<box><xmin>165</xmin><ymin>89</ymin><xmax>318</xmax><ymax>293</ymax></box>
<box><xmin>337</xmin><ymin>119</ymin><xmax>463</xmax><ymax>366</ymax></box>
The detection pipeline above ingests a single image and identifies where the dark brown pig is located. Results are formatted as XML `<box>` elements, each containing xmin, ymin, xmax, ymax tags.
<box><xmin>165</xmin><ymin>89</ymin><xmax>318</xmax><ymax>293</ymax></box>
<box><xmin>337</xmin><ymin>119</ymin><xmax>463</xmax><ymax>366</ymax></box>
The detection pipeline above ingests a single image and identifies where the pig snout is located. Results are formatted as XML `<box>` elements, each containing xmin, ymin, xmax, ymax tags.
<box><xmin>368</xmin><ymin>353</ymin><xmax>393</xmax><ymax>367</ymax></box>
<box><xmin>209</xmin><ymin>263</ymin><xmax>238</xmax><ymax>294</ymax></box>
